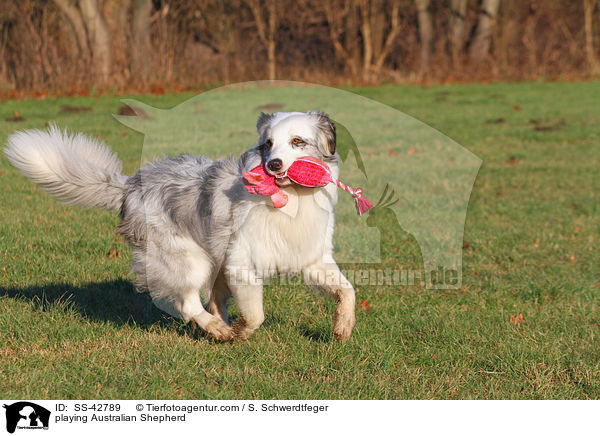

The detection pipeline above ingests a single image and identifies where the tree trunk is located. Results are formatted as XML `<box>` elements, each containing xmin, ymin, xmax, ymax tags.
<box><xmin>78</xmin><ymin>0</ymin><xmax>112</xmax><ymax>81</ymax></box>
<box><xmin>54</xmin><ymin>0</ymin><xmax>91</xmax><ymax>61</ymax></box>
<box><xmin>110</xmin><ymin>0</ymin><xmax>132</xmax><ymax>84</ymax></box>
<box><xmin>373</xmin><ymin>0</ymin><xmax>400</xmax><ymax>76</ymax></box>
<box><xmin>449</xmin><ymin>0</ymin><xmax>468</xmax><ymax>68</ymax></box>
<box><xmin>246</xmin><ymin>0</ymin><xmax>277</xmax><ymax>80</ymax></box>
<box><xmin>370</xmin><ymin>0</ymin><xmax>385</xmax><ymax>63</ymax></box>
<box><xmin>359</xmin><ymin>0</ymin><xmax>373</xmax><ymax>81</ymax></box>
<box><xmin>267</xmin><ymin>0</ymin><xmax>276</xmax><ymax>80</ymax></box>
<box><xmin>469</xmin><ymin>0</ymin><xmax>501</xmax><ymax>65</ymax></box>
<box><xmin>345</xmin><ymin>0</ymin><xmax>360</xmax><ymax>76</ymax></box>
<box><xmin>584</xmin><ymin>0</ymin><xmax>599</xmax><ymax>73</ymax></box>
<box><xmin>131</xmin><ymin>0</ymin><xmax>152</xmax><ymax>82</ymax></box>
<box><xmin>415</xmin><ymin>0</ymin><xmax>433</xmax><ymax>75</ymax></box>
<box><xmin>324</xmin><ymin>0</ymin><xmax>359</xmax><ymax>76</ymax></box>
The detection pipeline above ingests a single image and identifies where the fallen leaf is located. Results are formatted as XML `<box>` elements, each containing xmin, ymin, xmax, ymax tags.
<box><xmin>513</xmin><ymin>105</ymin><xmax>520</xmax><ymax>111</ymax></box>
<box><xmin>463</xmin><ymin>242</ymin><xmax>470</xmax><ymax>249</ymax></box>
<box><xmin>6</xmin><ymin>111</ymin><xmax>24</xmax><ymax>122</ymax></box>
<box><xmin>360</xmin><ymin>300</ymin><xmax>371</xmax><ymax>310</ymax></box>
<box><xmin>408</xmin><ymin>147</ymin><xmax>416</xmax><ymax>155</ymax></box>
<box><xmin>108</xmin><ymin>247</ymin><xmax>121</xmax><ymax>259</ymax></box>
<box><xmin>507</xmin><ymin>156</ymin><xmax>518</xmax><ymax>164</ymax></box>
<box><xmin>510</xmin><ymin>313</ymin><xmax>525</xmax><ymax>326</ymax></box>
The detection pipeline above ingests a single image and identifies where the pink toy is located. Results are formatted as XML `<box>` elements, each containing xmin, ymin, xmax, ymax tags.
<box><xmin>241</xmin><ymin>164</ymin><xmax>289</xmax><ymax>208</ymax></box>
<box><xmin>242</xmin><ymin>156</ymin><xmax>373</xmax><ymax>216</ymax></box>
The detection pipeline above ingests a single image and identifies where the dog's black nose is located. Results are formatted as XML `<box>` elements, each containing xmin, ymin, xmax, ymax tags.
<box><xmin>267</xmin><ymin>159</ymin><xmax>283</xmax><ymax>172</ymax></box>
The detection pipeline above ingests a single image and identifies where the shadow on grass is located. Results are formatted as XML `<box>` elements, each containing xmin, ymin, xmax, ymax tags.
<box><xmin>1</xmin><ymin>280</ymin><xmax>294</xmax><ymax>342</ymax></box>
<box><xmin>1</xmin><ymin>279</ymin><xmax>174</xmax><ymax>330</ymax></box>
<box><xmin>297</xmin><ymin>323</ymin><xmax>332</xmax><ymax>343</ymax></box>
<box><xmin>2</xmin><ymin>280</ymin><xmax>329</xmax><ymax>342</ymax></box>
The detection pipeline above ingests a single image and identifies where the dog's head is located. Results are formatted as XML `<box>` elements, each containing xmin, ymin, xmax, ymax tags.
<box><xmin>252</xmin><ymin>111</ymin><xmax>337</xmax><ymax>185</ymax></box>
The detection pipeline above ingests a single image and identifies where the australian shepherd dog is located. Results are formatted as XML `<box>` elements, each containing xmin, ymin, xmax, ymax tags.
<box><xmin>5</xmin><ymin>111</ymin><xmax>356</xmax><ymax>341</ymax></box>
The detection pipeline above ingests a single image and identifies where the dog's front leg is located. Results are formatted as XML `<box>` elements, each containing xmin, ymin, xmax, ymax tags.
<box><xmin>225</xmin><ymin>267</ymin><xmax>265</xmax><ymax>340</ymax></box>
<box><xmin>303</xmin><ymin>260</ymin><xmax>356</xmax><ymax>341</ymax></box>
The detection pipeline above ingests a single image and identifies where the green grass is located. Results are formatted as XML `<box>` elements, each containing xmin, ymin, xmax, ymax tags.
<box><xmin>0</xmin><ymin>81</ymin><xmax>598</xmax><ymax>399</ymax></box>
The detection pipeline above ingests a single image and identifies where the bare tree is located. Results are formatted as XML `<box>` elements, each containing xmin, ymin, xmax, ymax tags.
<box><xmin>345</xmin><ymin>1</ymin><xmax>361</xmax><ymax>76</ymax></box>
<box><xmin>370</xmin><ymin>0</ymin><xmax>386</xmax><ymax>64</ymax></box>
<box><xmin>3</xmin><ymin>0</ymin><xmax>600</xmax><ymax>91</ymax></box>
<box><xmin>194</xmin><ymin>0</ymin><xmax>239</xmax><ymax>83</ymax></box>
<box><xmin>79</xmin><ymin>0</ymin><xmax>112</xmax><ymax>80</ymax></box>
<box><xmin>449</xmin><ymin>0</ymin><xmax>468</xmax><ymax>68</ymax></box>
<box><xmin>324</xmin><ymin>0</ymin><xmax>359</xmax><ymax>76</ymax></box>
<box><xmin>359</xmin><ymin>0</ymin><xmax>401</xmax><ymax>80</ymax></box>
<box><xmin>469</xmin><ymin>0</ymin><xmax>501</xmax><ymax>65</ymax></box>
<box><xmin>131</xmin><ymin>0</ymin><xmax>152</xmax><ymax>82</ymax></box>
<box><xmin>325</xmin><ymin>0</ymin><xmax>400</xmax><ymax>81</ymax></box>
<box><xmin>54</xmin><ymin>0</ymin><xmax>91</xmax><ymax>61</ymax></box>
<box><xmin>584</xmin><ymin>0</ymin><xmax>599</xmax><ymax>73</ymax></box>
<box><xmin>54</xmin><ymin>0</ymin><xmax>112</xmax><ymax>81</ymax></box>
<box><xmin>245</xmin><ymin>0</ymin><xmax>277</xmax><ymax>80</ymax></box>
<box><xmin>415</xmin><ymin>0</ymin><xmax>433</xmax><ymax>75</ymax></box>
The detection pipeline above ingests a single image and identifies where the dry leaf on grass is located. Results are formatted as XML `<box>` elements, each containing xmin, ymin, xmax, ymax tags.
<box><xmin>510</xmin><ymin>313</ymin><xmax>525</xmax><ymax>326</ymax></box>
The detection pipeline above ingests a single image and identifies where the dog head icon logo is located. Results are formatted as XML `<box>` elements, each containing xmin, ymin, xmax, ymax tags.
<box><xmin>3</xmin><ymin>402</ymin><xmax>50</xmax><ymax>433</ymax></box>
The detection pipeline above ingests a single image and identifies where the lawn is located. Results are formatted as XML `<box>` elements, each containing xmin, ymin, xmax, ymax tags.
<box><xmin>0</xmin><ymin>81</ymin><xmax>598</xmax><ymax>399</ymax></box>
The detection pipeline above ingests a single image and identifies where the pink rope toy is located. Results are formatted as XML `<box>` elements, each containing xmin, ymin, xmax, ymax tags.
<box><xmin>242</xmin><ymin>156</ymin><xmax>373</xmax><ymax>216</ymax></box>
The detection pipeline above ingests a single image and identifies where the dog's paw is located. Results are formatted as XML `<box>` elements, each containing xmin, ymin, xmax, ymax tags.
<box><xmin>232</xmin><ymin>318</ymin><xmax>259</xmax><ymax>341</ymax></box>
<box><xmin>205</xmin><ymin>318</ymin><xmax>234</xmax><ymax>342</ymax></box>
<box><xmin>333</xmin><ymin>310</ymin><xmax>355</xmax><ymax>342</ymax></box>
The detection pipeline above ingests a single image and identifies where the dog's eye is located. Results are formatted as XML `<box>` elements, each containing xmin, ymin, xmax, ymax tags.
<box><xmin>291</xmin><ymin>138</ymin><xmax>303</xmax><ymax>146</ymax></box>
<box><xmin>264</xmin><ymin>139</ymin><xmax>273</xmax><ymax>148</ymax></box>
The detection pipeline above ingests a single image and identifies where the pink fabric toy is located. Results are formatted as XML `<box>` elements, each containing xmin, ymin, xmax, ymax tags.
<box><xmin>242</xmin><ymin>156</ymin><xmax>373</xmax><ymax>215</ymax></box>
<box><xmin>241</xmin><ymin>164</ymin><xmax>289</xmax><ymax>208</ymax></box>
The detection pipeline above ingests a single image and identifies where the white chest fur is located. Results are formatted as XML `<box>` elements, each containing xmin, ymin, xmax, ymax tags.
<box><xmin>229</xmin><ymin>185</ymin><xmax>334</xmax><ymax>274</ymax></box>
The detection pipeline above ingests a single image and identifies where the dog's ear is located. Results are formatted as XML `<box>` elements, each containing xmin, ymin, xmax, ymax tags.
<box><xmin>256</xmin><ymin>112</ymin><xmax>273</xmax><ymax>136</ymax></box>
<box><xmin>308</xmin><ymin>110</ymin><xmax>336</xmax><ymax>156</ymax></box>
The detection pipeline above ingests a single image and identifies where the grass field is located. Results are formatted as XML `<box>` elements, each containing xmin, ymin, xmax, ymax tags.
<box><xmin>0</xmin><ymin>81</ymin><xmax>598</xmax><ymax>399</ymax></box>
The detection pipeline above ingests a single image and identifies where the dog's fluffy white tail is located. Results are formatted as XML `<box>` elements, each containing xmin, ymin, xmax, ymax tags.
<box><xmin>4</xmin><ymin>125</ymin><xmax>127</xmax><ymax>212</ymax></box>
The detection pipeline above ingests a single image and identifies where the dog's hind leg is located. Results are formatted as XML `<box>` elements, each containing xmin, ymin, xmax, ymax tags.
<box><xmin>148</xmin><ymin>288</ymin><xmax>233</xmax><ymax>341</ymax></box>
<box><xmin>303</xmin><ymin>260</ymin><xmax>356</xmax><ymax>341</ymax></box>
<box><xmin>225</xmin><ymin>268</ymin><xmax>265</xmax><ymax>340</ymax></box>
<box><xmin>139</xmin><ymin>242</ymin><xmax>234</xmax><ymax>342</ymax></box>
<box><xmin>177</xmin><ymin>290</ymin><xmax>234</xmax><ymax>341</ymax></box>
<box><xmin>206</xmin><ymin>270</ymin><xmax>231</xmax><ymax>324</ymax></box>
